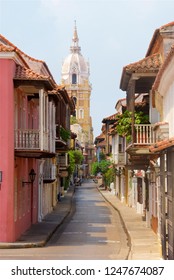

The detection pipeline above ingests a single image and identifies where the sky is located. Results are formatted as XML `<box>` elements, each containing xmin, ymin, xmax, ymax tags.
<box><xmin>0</xmin><ymin>0</ymin><xmax>174</xmax><ymax>138</ymax></box>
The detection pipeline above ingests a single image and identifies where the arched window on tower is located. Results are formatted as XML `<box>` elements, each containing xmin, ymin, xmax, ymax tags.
<box><xmin>79</xmin><ymin>109</ymin><xmax>84</xmax><ymax>119</ymax></box>
<box><xmin>72</xmin><ymin>96</ymin><xmax>77</xmax><ymax>105</ymax></box>
<box><xmin>72</xmin><ymin>73</ymin><xmax>77</xmax><ymax>84</ymax></box>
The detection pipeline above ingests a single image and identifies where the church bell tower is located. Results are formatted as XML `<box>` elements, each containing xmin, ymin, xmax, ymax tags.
<box><xmin>61</xmin><ymin>23</ymin><xmax>94</xmax><ymax>174</ymax></box>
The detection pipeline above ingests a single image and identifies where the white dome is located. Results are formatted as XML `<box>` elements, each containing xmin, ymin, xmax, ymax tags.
<box><xmin>61</xmin><ymin>25</ymin><xmax>90</xmax><ymax>83</ymax></box>
<box><xmin>62</xmin><ymin>53</ymin><xmax>89</xmax><ymax>75</ymax></box>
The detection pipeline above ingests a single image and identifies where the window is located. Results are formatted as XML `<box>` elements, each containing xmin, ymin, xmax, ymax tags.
<box><xmin>72</xmin><ymin>96</ymin><xmax>77</xmax><ymax>105</ymax></box>
<box><xmin>72</xmin><ymin>73</ymin><xmax>77</xmax><ymax>84</ymax></box>
<box><xmin>79</xmin><ymin>109</ymin><xmax>84</xmax><ymax>119</ymax></box>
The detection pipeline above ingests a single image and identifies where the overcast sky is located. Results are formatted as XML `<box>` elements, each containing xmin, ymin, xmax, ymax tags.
<box><xmin>0</xmin><ymin>0</ymin><xmax>174</xmax><ymax>137</ymax></box>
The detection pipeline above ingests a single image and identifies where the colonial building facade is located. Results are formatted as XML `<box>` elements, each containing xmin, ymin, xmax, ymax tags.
<box><xmin>95</xmin><ymin>21</ymin><xmax>174</xmax><ymax>260</ymax></box>
<box><xmin>0</xmin><ymin>34</ymin><xmax>74</xmax><ymax>242</ymax></box>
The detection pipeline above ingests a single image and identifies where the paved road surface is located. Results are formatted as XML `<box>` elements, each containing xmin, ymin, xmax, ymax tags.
<box><xmin>0</xmin><ymin>182</ymin><xmax>129</xmax><ymax>260</ymax></box>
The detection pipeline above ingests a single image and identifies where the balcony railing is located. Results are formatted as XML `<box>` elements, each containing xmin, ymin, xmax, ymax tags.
<box><xmin>15</xmin><ymin>129</ymin><xmax>40</xmax><ymax>149</ymax></box>
<box><xmin>15</xmin><ymin>129</ymin><xmax>55</xmax><ymax>153</ymax></box>
<box><xmin>134</xmin><ymin>124</ymin><xmax>156</xmax><ymax>145</ymax></box>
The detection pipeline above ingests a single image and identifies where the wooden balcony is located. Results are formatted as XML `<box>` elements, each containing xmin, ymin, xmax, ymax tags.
<box><xmin>15</xmin><ymin>129</ymin><xmax>56</xmax><ymax>158</ymax></box>
<box><xmin>55</xmin><ymin>124</ymin><xmax>69</xmax><ymax>150</ymax></box>
<box><xmin>57</xmin><ymin>153</ymin><xmax>69</xmax><ymax>170</ymax></box>
<box><xmin>134</xmin><ymin>124</ymin><xmax>156</xmax><ymax>145</ymax></box>
<box><xmin>126</xmin><ymin>124</ymin><xmax>158</xmax><ymax>169</ymax></box>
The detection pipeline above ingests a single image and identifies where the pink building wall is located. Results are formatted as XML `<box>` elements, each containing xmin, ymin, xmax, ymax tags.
<box><xmin>0</xmin><ymin>59</ymin><xmax>15</xmax><ymax>242</ymax></box>
<box><xmin>14</xmin><ymin>157</ymin><xmax>38</xmax><ymax>240</ymax></box>
<box><xmin>14</xmin><ymin>88</ymin><xmax>39</xmax><ymax>240</ymax></box>
<box><xmin>0</xmin><ymin>59</ymin><xmax>39</xmax><ymax>242</ymax></box>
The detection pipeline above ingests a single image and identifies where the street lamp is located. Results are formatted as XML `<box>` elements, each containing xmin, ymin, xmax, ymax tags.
<box><xmin>22</xmin><ymin>168</ymin><xmax>36</xmax><ymax>186</ymax></box>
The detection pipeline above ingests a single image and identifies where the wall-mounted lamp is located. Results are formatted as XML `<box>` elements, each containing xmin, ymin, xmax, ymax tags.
<box><xmin>0</xmin><ymin>171</ymin><xmax>2</xmax><ymax>183</ymax></box>
<box><xmin>22</xmin><ymin>169</ymin><xmax>36</xmax><ymax>186</ymax></box>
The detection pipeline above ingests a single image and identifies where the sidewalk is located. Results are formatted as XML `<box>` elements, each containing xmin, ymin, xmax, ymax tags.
<box><xmin>0</xmin><ymin>181</ymin><xmax>162</xmax><ymax>260</ymax></box>
<box><xmin>98</xmin><ymin>186</ymin><xmax>162</xmax><ymax>260</ymax></box>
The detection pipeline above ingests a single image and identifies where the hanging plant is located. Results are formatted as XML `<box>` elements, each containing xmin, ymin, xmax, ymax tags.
<box><xmin>60</xmin><ymin>126</ymin><xmax>71</xmax><ymax>142</ymax></box>
<box><xmin>116</xmin><ymin>110</ymin><xmax>149</xmax><ymax>142</ymax></box>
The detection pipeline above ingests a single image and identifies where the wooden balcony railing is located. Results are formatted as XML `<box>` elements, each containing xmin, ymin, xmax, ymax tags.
<box><xmin>15</xmin><ymin>129</ymin><xmax>55</xmax><ymax>153</ymax></box>
<box><xmin>15</xmin><ymin>129</ymin><xmax>40</xmax><ymax>149</ymax></box>
<box><xmin>134</xmin><ymin>124</ymin><xmax>156</xmax><ymax>145</ymax></box>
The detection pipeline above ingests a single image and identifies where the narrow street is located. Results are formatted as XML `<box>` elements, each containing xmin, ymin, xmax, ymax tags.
<box><xmin>0</xmin><ymin>182</ymin><xmax>130</xmax><ymax>260</ymax></box>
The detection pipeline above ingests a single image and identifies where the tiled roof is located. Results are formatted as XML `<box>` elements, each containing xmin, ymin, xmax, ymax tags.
<box><xmin>108</xmin><ymin>126</ymin><xmax>116</xmax><ymax>135</ymax></box>
<box><xmin>96</xmin><ymin>132</ymin><xmax>105</xmax><ymax>140</ymax></box>
<box><xmin>115</xmin><ymin>97</ymin><xmax>126</xmax><ymax>107</ymax></box>
<box><xmin>152</xmin><ymin>45</ymin><xmax>174</xmax><ymax>92</ymax></box>
<box><xmin>0</xmin><ymin>43</ymin><xmax>15</xmax><ymax>52</ymax></box>
<box><xmin>146</xmin><ymin>21</ymin><xmax>174</xmax><ymax>56</ymax></box>
<box><xmin>14</xmin><ymin>64</ymin><xmax>51</xmax><ymax>81</ymax></box>
<box><xmin>0</xmin><ymin>34</ymin><xmax>56</xmax><ymax>83</ymax></box>
<box><xmin>0</xmin><ymin>34</ymin><xmax>43</xmax><ymax>64</ymax></box>
<box><xmin>120</xmin><ymin>53</ymin><xmax>162</xmax><ymax>90</ymax></box>
<box><xmin>125</xmin><ymin>53</ymin><xmax>162</xmax><ymax>73</ymax></box>
<box><xmin>102</xmin><ymin>113</ymin><xmax>118</xmax><ymax>123</ymax></box>
<box><xmin>149</xmin><ymin>137</ymin><xmax>174</xmax><ymax>153</ymax></box>
<box><xmin>96</xmin><ymin>140</ymin><xmax>106</xmax><ymax>148</ymax></box>
<box><xmin>153</xmin><ymin>121</ymin><xmax>168</xmax><ymax>129</ymax></box>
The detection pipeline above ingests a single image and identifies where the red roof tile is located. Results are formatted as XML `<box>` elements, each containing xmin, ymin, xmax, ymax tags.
<box><xmin>149</xmin><ymin>137</ymin><xmax>174</xmax><ymax>153</ymax></box>
<box><xmin>0</xmin><ymin>34</ymin><xmax>56</xmax><ymax>83</ymax></box>
<box><xmin>0</xmin><ymin>43</ymin><xmax>15</xmax><ymax>52</ymax></box>
<box><xmin>125</xmin><ymin>53</ymin><xmax>162</xmax><ymax>73</ymax></box>
<box><xmin>146</xmin><ymin>22</ymin><xmax>174</xmax><ymax>56</ymax></box>
<box><xmin>96</xmin><ymin>132</ymin><xmax>105</xmax><ymax>140</ymax></box>
<box><xmin>0</xmin><ymin>34</ymin><xmax>43</xmax><ymax>64</ymax></box>
<box><xmin>14</xmin><ymin>64</ymin><xmax>51</xmax><ymax>81</ymax></box>
<box><xmin>102</xmin><ymin>113</ymin><xmax>118</xmax><ymax>122</ymax></box>
<box><xmin>96</xmin><ymin>140</ymin><xmax>106</xmax><ymax>148</ymax></box>
<box><xmin>152</xmin><ymin>45</ymin><xmax>174</xmax><ymax>92</ymax></box>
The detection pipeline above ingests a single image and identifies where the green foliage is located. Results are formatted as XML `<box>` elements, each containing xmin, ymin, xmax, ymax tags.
<box><xmin>60</xmin><ymin>127</ymin><xmax>70</xmax><ymax>142</ymax></box>
<box><xmin>64</xmin><ymin>177</ymin><xmax>70</xmax><ymax>190</ymax></box>
<box><xmin>67</xmin><ymin>150</ymin><xmax>84</xmax><ymax>178</ymax></box>
<box><xmin>105</xmin><ymin>168</ymin><xmax>115</xmax><ymax>186</ymax></box>
<box><xmin>116</xmin><ymin>111</ymin><xmax>132</xmax><ymax>140</ymax></box>
<box><xmin>99</xmin><ymin>152</ymin><xmax>106</xmax><ymax>161</ymax></box>
<box><xmin>134</xmin><ymin>111</ymin><xmax>149</xmax><ymax>124</ymax></box>
<box><xmin>116</xmin><ymin>110</ymin><xmax>149</xmax><ymax>141</ymax></box>
<box><xmin>92</xmin><ymin>159</ymin><xmax>111</xmax><ymax>176</ymax></box>
<box><xmin>67</xmin><ymin>150</ymin><xmax>76</xmax><ymax>177</ymax></box>
<box><xmin>73</xmin><ymin>150</ymin><xmax>84</xmax><ymax>164</ymax></box>
<box><xmin>70</xmin><ymin>116</ymin><xmax>78</xmax><ymax>125</ymax></box>
<box><xmin>91</xmin><ymin>159</ymin><xmax>115</xmax><ymax>187</ymax></box>
<box><xmin>91</xmin><ymin>162</ymin><xmax>100</xmax><ymax>176</ymax></box>
<box><xmin>99</xmin><ymin>160</ymin><xmax>111</xmax><ymax>174</ymax></box>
